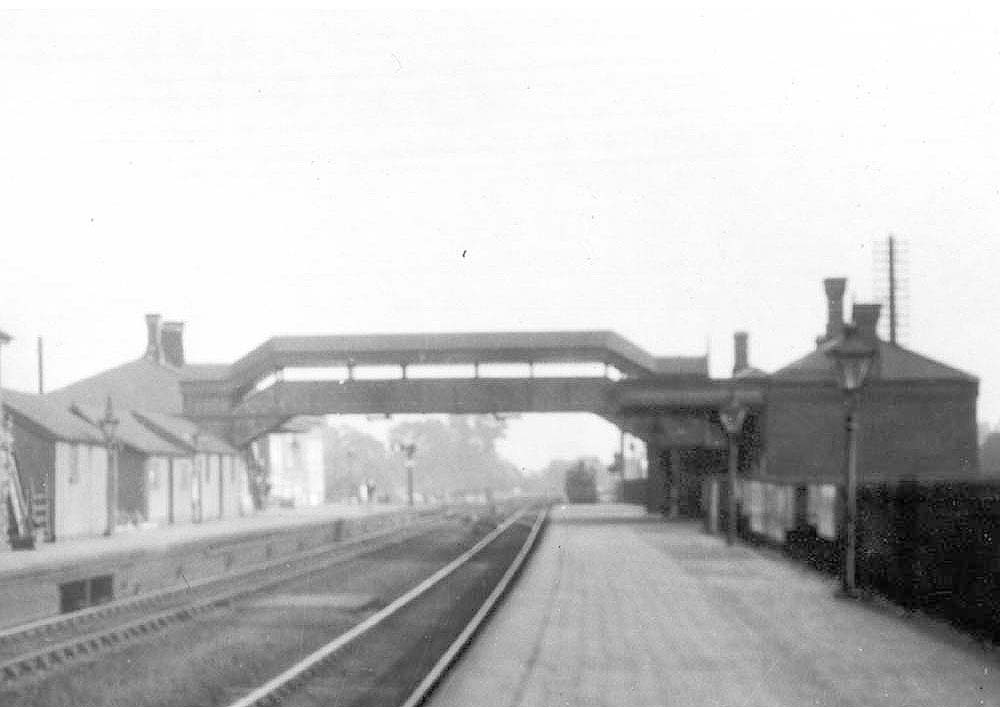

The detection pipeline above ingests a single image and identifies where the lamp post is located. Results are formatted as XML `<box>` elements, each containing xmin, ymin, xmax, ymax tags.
<box><xmin>393</xmin><ymin>440</ymin><xmax>418</xmax><ymax>506</ymax></box>
<box><xmin>719</xmin><ymin>395</ymin><xmax>748</xmax><ymax>546</ymax></box>
<box><xmin>98</xmin><ymin>396</ymin><xmax>120</xmax><ymax>537</ymax></box>
<box><xmin>825</xmin><ymin>324</ymin><xmax>876</xmax><ymax>597</ymax></box>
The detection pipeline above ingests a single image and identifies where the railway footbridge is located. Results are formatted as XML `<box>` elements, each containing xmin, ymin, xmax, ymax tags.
<box><xmin>175</xmin><ymin>330</ymin><xmax>765</xmax><ymax>516</ymax></box>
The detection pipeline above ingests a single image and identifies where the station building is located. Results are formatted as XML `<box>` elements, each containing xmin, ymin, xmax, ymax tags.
<box><xmin>698</xmin><ymin>278</ymin><xmax>979</xmax><ymax>543</ymax></box>
<box><xmin>0</xmin><ymin>276</ymin><xmax>981</xmax><ymax>548</ymax></box>
<box><xmin>43</xmin><ymin>315</ymin><xmax>317</xmax><ymax>518</ymax></box>
<box><xmin>1</xmin><ymin>388</ymin><xmax>109</xmax><ymax>540</ymax></box>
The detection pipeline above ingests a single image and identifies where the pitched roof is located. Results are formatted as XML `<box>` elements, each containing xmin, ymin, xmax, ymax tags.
<box><xmin>278</xmin><ymin>415</ymin><xmax>326</xmax><ymax>433</ymax></box>
<box><xmin>733</xmin><ymin>366</ymin><xmax>768</xmax><ymax>380</ymax></box>
<box><xmin>46</xmin><ymin>357</ymin><xmax>184</xmax><ymax>413</ymax></box>
<box><xmin>132</xmin><ymin>410</ymin><xmax>237</xmax><ymax>455</ymax></box>
<box><xmin>772</xmin><ymin>339</ymin><xmax>977</xmax><ymax>384</ymax></box>
<box><xmin>1</xmin><ymin>388</ymin><xmax>103</xmax><ymax>443</ymax></box>
<box><xmin>654</xmin><ymin>356</ymin><xmax>709</xmax><ymax>377</ymax></box>
<box><xmin>70</xmin><ymin>404</ymin><xmax>186</xmax><ymax>456</ymax></box>
<box><xmin>178</xmin><ymin>363</ymin><xmax>232</xmax><ymax>382</ymax></box>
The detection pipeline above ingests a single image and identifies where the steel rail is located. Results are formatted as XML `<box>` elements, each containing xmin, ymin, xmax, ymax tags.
<box><xmin>0</xmin><ymin>511</ymin><xmax>446</xmax><ymax>685</ymax></box>
<box><xmin>223</xmin><ymin>503</ymin><xmax>541</xmax><ymax>707</ymax></box>
<box><xmin>399</xmin><ymin>505</ymin><xmax>548</xmax><ymax>707</ymax></box>
<box><xmin>0</xmin><ymin>509</ymin><xmax>438</xmax><ymax>648</ymax></box>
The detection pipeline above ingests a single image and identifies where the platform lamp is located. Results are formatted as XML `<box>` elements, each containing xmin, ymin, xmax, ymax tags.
<box><xmin>719</xmin><ymin>394</ymin><xmax>748</xmax><ymax>546</ymax></box>
<box><xmin>98</xmin><ymin>396</ymin><xmax>120</xmax><ymax>537</ymax></box>
<box><xmin>825</xmin><ymin>323</ymin><xmax>877</xmax><ymax>597</ymax></box>
<box><xmin>392</xmin><ymin>440</ymin><xmax>418</xmax><ymax>506</ymax></box>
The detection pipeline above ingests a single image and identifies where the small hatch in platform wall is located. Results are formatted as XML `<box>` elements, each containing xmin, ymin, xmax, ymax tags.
<box><xmin>59</xmin><ymin>574</ymin><xmax>115</xmax><ymax>613</ymax></box>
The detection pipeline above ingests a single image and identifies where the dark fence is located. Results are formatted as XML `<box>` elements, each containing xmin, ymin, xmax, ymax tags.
<box><xmin>856</xmin><ymin>482</ymin><xmax>1000</xmax><ymax>640</ymax></box>
<box><xmin>724</xmin><ymin>478</ymin><xmax>1000</xmax><ymax>642</ymax></box>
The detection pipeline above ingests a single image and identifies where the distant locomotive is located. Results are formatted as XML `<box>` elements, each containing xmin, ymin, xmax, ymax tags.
<box><xmin>564</xmin><ymin>462</ymin><xmax>598</xmax><ymax>503</ymax></box>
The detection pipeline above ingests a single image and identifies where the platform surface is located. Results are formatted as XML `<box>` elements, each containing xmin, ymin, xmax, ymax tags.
<box><xmin>428</xmin><ymin>503</ymin><xmax>1000</xmax><ymax>707</ymax></box>
<box><xmin>0</xmin><ymin>502</ymin><xmax>406</xmax><ymax>578</ymax></box>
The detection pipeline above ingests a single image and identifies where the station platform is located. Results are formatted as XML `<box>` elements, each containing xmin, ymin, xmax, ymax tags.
<box><xmin>0</xmin><ymin>502</ymin><xmax>421</xmax><ymax>629</ymax></box>
<box><xmin>0</xmin><ymin>502</ymin><xmax>405</xmax><ymax>578</ymax></box>
<box><xmin>428</xmin><ymin>503</ymin><xmax>1000</xmax><ymax>707</ymax></box>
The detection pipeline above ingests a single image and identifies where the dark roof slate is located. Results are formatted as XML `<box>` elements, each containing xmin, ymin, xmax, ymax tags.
<box><xmin>733</xmin><ymin>366</ymin><xmax>769</xmax><ymax>380</ymax></box>
<box><xmin>71</xmin><ymin>404</ymin><xmax>186</xmax><ymax>456</ymax></box>
<box><xmin>132</xmin><ymin>411</ymin><xmax>237</xmax><ymax>455</ymax></box>
<box><xmin>46</xmin><ymin>357</ymin><xmax>184</xmax><ymax>414</ymax></box>
<box><xmin>654</xmin><ymin>356</ymin><xmax>709</xmax><ymax>377</ymax></box>
<box><xmin>773</xmin><ymin>339</ymin><xmax>977</xmax><ymax>383</ymax></box>
<box><xmin>179</xmin><ymin>363</ymin><xmax>232</xmax><ymax>382</ymax></box>
<box><xmin>2</xmin><ymin>388</ymin><xmax>104</xmax><ymax>443</ymax></box>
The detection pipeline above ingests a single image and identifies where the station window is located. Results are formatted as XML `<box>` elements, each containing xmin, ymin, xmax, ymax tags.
<box><xmin>59</xmin><ymin>574</ymin><xmax>114</xmax><ymax>613</ymax></box>
<box><xmin>68</xmin><ymin>445</ymin><xmax>80</xmax><ymax>484</ymax></box>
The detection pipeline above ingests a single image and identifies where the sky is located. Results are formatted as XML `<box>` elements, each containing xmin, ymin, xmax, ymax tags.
<box><xmin>1</xmin><ymin>7</ymin><xmax>999</xmax><ymax>469</ymax></box>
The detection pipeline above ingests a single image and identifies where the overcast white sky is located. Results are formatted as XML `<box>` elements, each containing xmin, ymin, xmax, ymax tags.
<box><xmin>2</xmin><ymin>7</ymin><xmax>999</xmax><ymax>469</ymax></box>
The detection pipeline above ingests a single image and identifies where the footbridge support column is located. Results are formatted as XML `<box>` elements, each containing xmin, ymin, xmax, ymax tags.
<box><xmin>645</xmin><ymin>443</ymin><xmax>683</xmax><ymax>517</ymax></box>
<box><xmin>645</xmin><ymin>443</ymin><xmax>665</xmax><ymax>514</ymax></box>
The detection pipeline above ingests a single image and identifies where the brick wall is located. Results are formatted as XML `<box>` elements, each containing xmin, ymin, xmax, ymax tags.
<box><xmin>765</xmin><ymin>380</ymin><xmax>978</xmax><ymax>484</ymax></box>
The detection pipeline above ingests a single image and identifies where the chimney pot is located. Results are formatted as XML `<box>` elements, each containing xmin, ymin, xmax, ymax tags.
<box><xmin>823</xmin><ymin>277</ymin><xmax>847</xmax><ymax>341</ymax></box>
<box><xmin>144</xmin><ymin>314</ymin><xmax>163</xmax><ymax>363</ymax></box>
<box><xmin>852</xmin><ymin>303</ymin><xmax>882</xmax><ymax>343</ymax></box>
<box><xmin>161</xmin><ymin>320</ymin><xmax>185</xmax><ymax>368</ymax></box>
<box><xmin>733</xmin><ymin>331</ymin><xmax>749</xmax><ymax>375</ymax></box>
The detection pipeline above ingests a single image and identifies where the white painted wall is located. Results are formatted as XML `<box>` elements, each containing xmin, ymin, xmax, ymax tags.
<box><xmin>267</xmin><ymin>429</ymin><xmax>325</xmax><ymax>507</ymax></box>
<box><xmin>235</xmin><ymin>456</ymin><xmax>253</xmax><ymax>515</ymax></box>
<box><xmin>145</xmin><ymin>456</ymin><xmax>170</xmax><ymax>524</ymax></box>
<box><xmin>220</xmin><ymin>455</ymin><xmax>248</xmax><ymax>518</ymax></box>
<box><xmin>201</xmin><ymin>453</ymin><xmax>221</xmax><ymax>520</ymax></box>
<box><xmin>54</xmin><ymin>441</ymin><xmax>108</xmax><ymax>538</ymax></box>
<box><xmin>171</xmin><ymin>457</ymin><xmax>193</xmax><ymax>524</ymax></box>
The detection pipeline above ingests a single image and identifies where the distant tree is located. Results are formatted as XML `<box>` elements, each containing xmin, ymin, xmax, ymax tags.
<box><xmin>320</xmin><ymin>426</ymin><xmax>396</xmax><ymax>501</ymax></box>
<box><xmin>387</xmin><ymin>415</ymin><xmax>524</xmax><ymax>499</ymax></box>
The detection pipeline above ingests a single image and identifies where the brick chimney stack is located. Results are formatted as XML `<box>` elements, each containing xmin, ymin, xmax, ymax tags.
<box><xmin>161</xmin><ymin>320</ymin><xmax>185</xmax><ymax>368</ymax></box>
<box><xmin>823</xmin><ymin>277</ymin><xmax>847</xmax><ymax>341</ymax></box>
<box><xmin>733</xmin><ymin>331</ymin><xmax>749</xmax><ymax>375</ymax></box>
<box><xmin>852</xmin><ymin>303</ymin><xmax>882</xmax><ymax>343</ymax></box>
<box><xmin>145</xmin><ymin>314</ymin><xmax>163</xmax><ymax>364</ymax></box>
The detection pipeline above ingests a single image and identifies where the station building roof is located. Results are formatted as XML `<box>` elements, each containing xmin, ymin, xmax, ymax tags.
<box><xmin>70</xmin><ymin>403</ymin><xmax>187</xmax><ymax>456</ymax></box>
<box><xmin>47</xmin><ymin>357</ymin><xmax>185</xmax><ymax>414</ymax></box>
<box><xmin>132</xmin><ymin>410</ymin><xmax>238</xmax><ymax>456</ymax></box>
<box><xmin>1</xmin><ymin>388</ymin><xmax>104</xmax><ymax>444</ymax></box>
<box><xmin>772</xmin><ymin>338</ymin><xmax>978</xmax><ymax>384</ymax></box>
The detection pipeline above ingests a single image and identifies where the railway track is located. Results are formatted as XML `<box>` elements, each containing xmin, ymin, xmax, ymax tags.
<box><xmin>222</xmin><ymin>502</ymin><xmax>549</xmax><ymax>707</ymax></box>
<box><xmin>0</xmin><ymin>508</ymin><xmax>452</xmax><ymax>686</ymax></box>
<box><xmin>0</xmin><ymin>500</ymin><xmax>548</xmax><ymax>707</ymax></box>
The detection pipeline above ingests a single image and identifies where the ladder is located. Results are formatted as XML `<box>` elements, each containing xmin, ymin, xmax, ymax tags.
<box><xmin>1</xmin><ymin>421</ymin><xmax>36</xmax><ymax>549</ymax></box>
